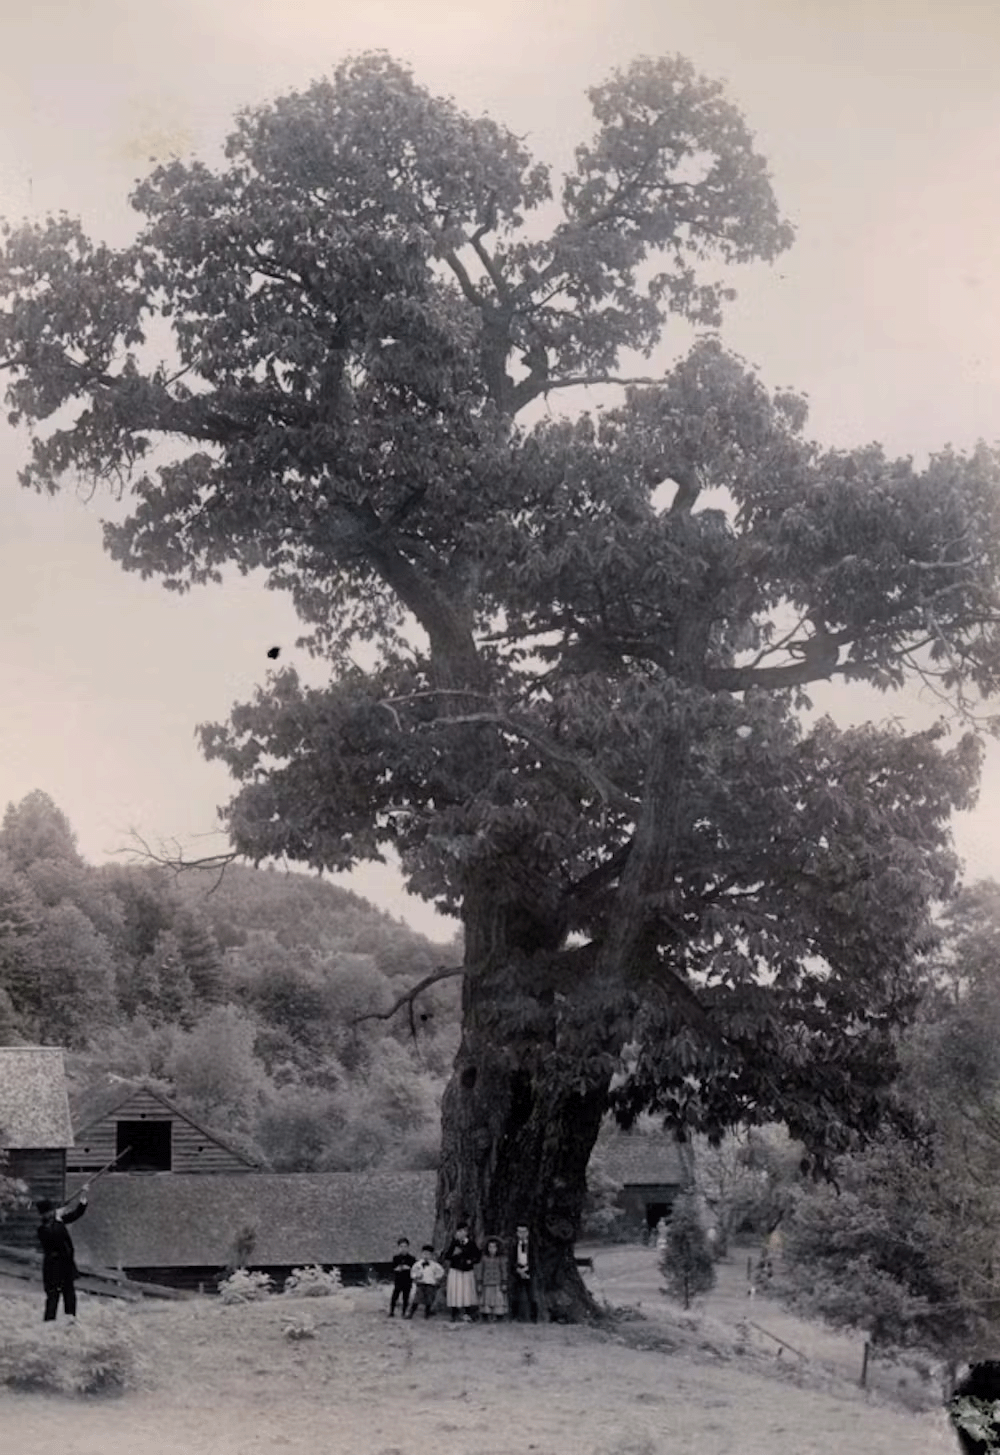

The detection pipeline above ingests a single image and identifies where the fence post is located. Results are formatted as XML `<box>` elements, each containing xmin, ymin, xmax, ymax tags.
<box><xmin>860</xmin><ymin>1340</ymin><xmax>870</xmax><ymax>1388</ymax></box>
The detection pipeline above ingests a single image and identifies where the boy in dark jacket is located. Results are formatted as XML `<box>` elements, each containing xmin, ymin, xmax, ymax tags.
<box><xmin>37</xmin><ymin>1186</ymin><xmax>89</xmax><ymax>1322</ymax></box>
<box><xmin>388</xmin><ymin>1236</ymin><xmax>416</xmax><ymax>1317</ymax></box>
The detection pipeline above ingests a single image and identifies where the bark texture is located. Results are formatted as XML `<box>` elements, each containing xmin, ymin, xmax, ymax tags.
<box><xmin>435</xmin><ymin>895</ymin><xmax>606</xmax><ymax>1321</ymax></box>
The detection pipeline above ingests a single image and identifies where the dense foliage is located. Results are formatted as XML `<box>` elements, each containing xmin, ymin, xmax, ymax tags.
<box><xmin>3</xmin><ymin>51</ymin><xmax>1000</xmax><ymax>1310</ymax></box>
<box><xmin>0</xmin><ymin>790</ymin><xmax>458</xmax><ymax>1171</ymax></box>
<box><xmin>691</xmin><ymin>1125</ymin><xmax>805</xmax><ymax>1256</ymax></box>
<box><xmin>782</xmin><ymin>881</ymin><xmax>1000</xmax><ymax>1358</ymax></box>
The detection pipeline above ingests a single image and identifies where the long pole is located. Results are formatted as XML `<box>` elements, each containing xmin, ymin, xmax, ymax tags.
<box><xmin>64</xmin><ymin>1145</ymin><xmax>132</xmax><ymax>1203</ymax></box>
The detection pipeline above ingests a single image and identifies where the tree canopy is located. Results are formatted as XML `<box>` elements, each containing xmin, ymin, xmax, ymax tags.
<box><xmin>3</xmin><ymin>50</ymin><xmax>1000</xmax><ymax>1309</ymax></box>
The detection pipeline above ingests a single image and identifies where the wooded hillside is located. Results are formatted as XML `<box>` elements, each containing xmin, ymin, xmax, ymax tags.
<box><xmin>0</xmin><ymin>789</ymin><xmax>461</xmax><ymax>1172</ymax></box>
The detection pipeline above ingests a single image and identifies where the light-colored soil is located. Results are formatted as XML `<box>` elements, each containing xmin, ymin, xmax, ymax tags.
<box><xmin>2</xmin><ymin>1247</ymin><xmax>960</xmax><ymax>1454</ymax></box>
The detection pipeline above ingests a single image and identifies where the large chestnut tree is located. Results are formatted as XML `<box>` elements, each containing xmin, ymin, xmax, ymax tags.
<box><xmin>3</xmin><ymin>52</ymin><xmax>1000</xmax><ymax>1316</ymax></box>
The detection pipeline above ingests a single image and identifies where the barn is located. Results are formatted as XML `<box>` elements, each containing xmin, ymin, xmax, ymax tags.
<box><xmin>598</xmin><ymin>1133</ymin><xmax>694</xmax><ymax>1234</ymax></box>
<box><xmin>62</xmin><ymin>1076</ymin><xmax>438</xmax><ymax>1289</ymax></box>
<box><xmin>65</xmin><ymin>1169</ymin><xmax>439</xmax><ymax>1291</ymax></box>
<box><xmin>0</xmin><ymin>1045</ymin><xmax>74</xmax><ymax>1249</ymax></box>
<box><xmin>68</xmin><ymin>1080</ymin><xmax>260</xmax><ymax>1177</ymax></box>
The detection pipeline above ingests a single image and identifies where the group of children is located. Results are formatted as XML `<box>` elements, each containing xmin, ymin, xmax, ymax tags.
<box><xmin>389</xmin><ymin>1222</ymin><xmax>538</xmax><ymax>1327</ymax></box>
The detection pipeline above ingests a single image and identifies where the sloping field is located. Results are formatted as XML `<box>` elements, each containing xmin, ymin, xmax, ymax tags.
<box><xmin>2</xmin><ymin>1251</ymin><xmax>962</xmax><ymax>1454</ymax></box>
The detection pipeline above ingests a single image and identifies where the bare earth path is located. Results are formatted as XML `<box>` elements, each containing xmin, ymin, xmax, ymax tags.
<box><xmin>2</xmin><ymin>1250</ymin><xmax>960</xmax><ymax>1454</ymax></box>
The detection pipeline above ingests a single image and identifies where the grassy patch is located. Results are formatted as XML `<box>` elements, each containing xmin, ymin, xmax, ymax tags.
<box><xmin>0</xmin><ymin>1297</ymin><xmax>142</xmax><ymax>1397</ymax></box>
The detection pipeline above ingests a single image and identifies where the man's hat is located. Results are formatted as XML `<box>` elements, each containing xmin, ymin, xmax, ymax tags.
<box><xmin>36</xmin><ymin>1198</ymin><xmax>54</xmax><ymax>1214</ymax></box>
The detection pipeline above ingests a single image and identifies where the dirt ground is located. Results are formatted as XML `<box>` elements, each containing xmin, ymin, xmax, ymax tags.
<box><xmin>2</xmin><ymin>1247</ymin><xmax>961</xmax><ymax>1454</ymax></box>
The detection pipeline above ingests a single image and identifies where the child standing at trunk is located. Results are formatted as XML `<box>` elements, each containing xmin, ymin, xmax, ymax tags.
<box><xmin>477</xmin><ymin>1236</ymin><xmax>507</xmax><ymax>1322</ymax></box>
<box><xmin>407</xmin><ymin>1245</ymin><xmax>445</xmax><ymax>1318</ymax></box>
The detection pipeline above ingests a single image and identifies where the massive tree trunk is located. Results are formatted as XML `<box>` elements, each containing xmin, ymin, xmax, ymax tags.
<box><xmin>435</xmin><ymin>893</ymin><xmax>609</xmax><ymax>1322</ymax></box>
<box><xmin>433</xmin><ymin>658</ymin><xmax>705</xmax><ymax>1321</ymax></box>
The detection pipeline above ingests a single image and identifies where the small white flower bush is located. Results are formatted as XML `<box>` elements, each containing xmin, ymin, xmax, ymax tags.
<box><xmin>218</xmin><ymin>1268</ymin><xmax>274</xmax><ymax>1304</ymax></box>
<box><xmin>282</xmin><ymin>1265</ymin><xmax>343</xmax><ymax>1299</ymax></box>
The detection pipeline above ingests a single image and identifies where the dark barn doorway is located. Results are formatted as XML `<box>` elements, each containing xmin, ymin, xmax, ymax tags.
<box><xmin>646</xmin><ymin>1201</ymin><xmax>671</xmax><ymax>1232</ymax></box>
<box><xmin>117</xmin><ymin>1119</ymin><xmax>172</xmax><ymax>1172</ymax></box>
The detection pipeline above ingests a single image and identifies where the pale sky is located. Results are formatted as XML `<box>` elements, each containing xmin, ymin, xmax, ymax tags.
<box><xmin>1</xmin><ymin>0</ymin><xmax>999</xmax><ymax>940</ymax></box>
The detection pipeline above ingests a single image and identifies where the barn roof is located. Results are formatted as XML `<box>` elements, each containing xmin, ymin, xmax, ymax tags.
<box><xmin>67</xmin><ymin>1171</ymin><xmax>438</xmax><ymax>1268</ymax></box>
<box><xmin>597</xmin><ymin>1133</ymin><xmax>693</xmax><ymax>1187</ymax></box>
<box><xmin>70</xmin><ymin>1079</ymin><xmax>259</xmax><ymax>1169</ymax></box>
<box><xmin>0</xmin><ymin>1046</ymin><xmax>73</xmax><ymax>1149</ymax></box>
<box><xmin>68</xmin><ymin>1076</ymin><xmax>146</xmax><ymax>1135</ymax></box>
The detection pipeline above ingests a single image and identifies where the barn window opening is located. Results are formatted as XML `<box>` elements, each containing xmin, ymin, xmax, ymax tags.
<box><xmin>117</xmin><ymin>1120</ymin><xmax>171</xmax><ymax>1172</ymax></box>
<box><xmin>645</xmin><ymin>1200</ymin><xmax>672</xmax><ymax>1232</ymax></box>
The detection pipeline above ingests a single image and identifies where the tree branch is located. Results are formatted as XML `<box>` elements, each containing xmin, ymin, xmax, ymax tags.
<box><xmin>440</xmin><ymin>248</ymin><xmax>486</xmax><ymax>308</ymax></box>
<box><xmin>115</xmin><ymin>832</ymin><xmax>240</xmax><ymax>894</ymax></box>
<box><xmin>442</xmin><ymin>711</ymin><xmax>640</xmax><ymax>817</ymax></box>
<box><xmin>352</xmin><ymin>965</ymin><xmax>464</xmax><ymax>1038</ymax></box>
<box><xmin>528</xmin><ymin>371</ymin><xmax>665</xmax><ymax>398</ymax></box>
<box><xmin>563</xmin><ymin>842</ymin><xmax>634</xmax><ymax>905</ymax></box>
<box><xmin>320</xmin><ymin>502</ymin><xmax>484</xmax><ymax>687</ymax></box>
<box><xmin>468</xmin><ymin>235</ymin><xmax>509</xmax><ymax>302</ymax></box>
<box><xmin>705</xmin><ymin>657</ymin><xmax>850</xmax><ymax>692</ymax></box>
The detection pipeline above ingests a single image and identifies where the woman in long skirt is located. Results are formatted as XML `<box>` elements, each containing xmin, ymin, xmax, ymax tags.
<box><xmin>442</xmin><ymin>1223</ymin><xmax>481</xmax><ymax>1326</ymax></box>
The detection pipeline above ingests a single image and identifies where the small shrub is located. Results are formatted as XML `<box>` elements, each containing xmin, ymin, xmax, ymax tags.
<box><xmin>282</xmin><ymin>1264</ymin><xmax>343</xmax><ymax>1298</ymax></box>
<box><xmin>0</xmin><ymin>1299</ymin><xmax>141</xmax><ymax>1397</ymax></box>
<box><xmin>659</xmin><ymin>1192</ymin><xmax>716</xmax><ymax>1309</ymax></box>
<box><xmin>281</xmin><ymin>1314</ymin><xmax>316</xmax><ymax>1340</ymax></box>
<box><xmin>218</xmin><ymin>1268</ymin><xmax>274</xmax><ymax>1304</ymax></box>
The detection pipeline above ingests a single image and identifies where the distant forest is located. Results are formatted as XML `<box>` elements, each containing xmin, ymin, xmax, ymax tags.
<box><xmin>0</xmin><ymin>790</ymin><xmax>462</xmax><ymax>1172</ymax></box>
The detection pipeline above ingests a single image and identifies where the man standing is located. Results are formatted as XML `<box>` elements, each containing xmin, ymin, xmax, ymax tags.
<box><xmin>36</xmin><ymin>1185</ymin><xmax>89</xmax><ymax>1322</ymax></box>
<box><xmin>510</xmin><ymin>1223</ymin><xmax>538</xmax><ymax>1323</ymax></box>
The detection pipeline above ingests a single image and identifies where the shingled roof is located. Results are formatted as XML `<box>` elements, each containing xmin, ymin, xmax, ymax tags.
<box><xmin>67</xmin><ymin>1171</ymin><xmax>439</xmax><ymax>1268</ymax></box>
<box><xmin>68</xmin><ymin>1075</ymin><xmax>149</xmax><ymax>1136</ymax></box>
<box><xmin>0</xmin><ymin>1046</ymin><xmax>73</xmax><ymax>1148</ymax></box>
<box><xmin>597</xmin><ymin>1133</ymin><xmax>693</xmax><ymax>1187</ymax></box>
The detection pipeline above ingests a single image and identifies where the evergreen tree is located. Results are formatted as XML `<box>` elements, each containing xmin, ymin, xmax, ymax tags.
<box><xmin>175</xmin><ymin>912</ymin><xmax>226</xmax><ymax>1003</ymax></box>
<box><xmin>659</xmin><ymin>1192</ymin><xmax>716</xmax><ymax>1309</ymax></box>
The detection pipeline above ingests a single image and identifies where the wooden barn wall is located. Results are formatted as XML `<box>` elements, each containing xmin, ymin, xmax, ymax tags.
<box><xmin>618</xmin><ymin>1182</ymin><xmax>682</xmax><ymax>1229</ymax></box>
<box><xmin>123</xmin><ymin>1261</ymin><xmax>395</xmax><ymax>1294</ymax></box>
<box><xmin>1</xmin><ymin>1148</ymin><xmax>66</xmax><ymax>1250</ymax></box>
<box><xmin>124</xmin><ymin>1265</ymin><xmax>228</xmax><ymax>1294</ymax></box>
<box><xmin>69</xmin><ymin>1089</ymin><xmax>252</xmax><ymax>1174</ymax></box>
